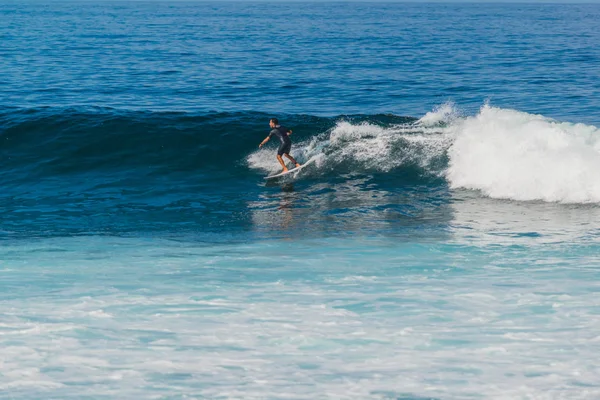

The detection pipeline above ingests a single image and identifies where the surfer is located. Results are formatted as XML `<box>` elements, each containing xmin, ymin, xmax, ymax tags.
<box><xmin>259</xmin><ymin>118</ymin><xmax>301</xmax><ymax>173</ymax></box>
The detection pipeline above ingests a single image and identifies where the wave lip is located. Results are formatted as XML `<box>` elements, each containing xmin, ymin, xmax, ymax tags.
<box><xmin>418</xmin><ymin>102</ymin><xmax>460</xmax><ymax>127</ymax></box>
<box><xmin>447</xmin><ymin>105</ymin><xmax>600</xmax><ymax>204</ymax></box>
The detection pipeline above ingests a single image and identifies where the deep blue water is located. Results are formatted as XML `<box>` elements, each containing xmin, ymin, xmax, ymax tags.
<box><xmin>3</xmin><ymin>2</ymin><xmax>600</xmax><ymax>120</ymax></box>
<box><xmin>2</xmin><ymin>2</ymin><xmax>600</xmax><ymax>399</ymax></box>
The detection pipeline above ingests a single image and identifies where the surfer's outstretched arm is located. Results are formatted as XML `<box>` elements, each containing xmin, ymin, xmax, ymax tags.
<box><xmin>259</xmin><ymin>136</ymin><xmax>270</xmax><ymax>148</ymax></box>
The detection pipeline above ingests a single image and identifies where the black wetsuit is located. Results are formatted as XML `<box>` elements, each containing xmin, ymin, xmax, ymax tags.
<box><xmin>269</xmin><ymin>125</ymin><xmax>292</xmax><ymax>156</ymax></box>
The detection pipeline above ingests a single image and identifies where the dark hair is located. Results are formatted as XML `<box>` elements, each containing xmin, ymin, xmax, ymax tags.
<box><xmin>270</xmin><ymin>118</ymin><xmax>279</xmax><ymax>125</ymax></box>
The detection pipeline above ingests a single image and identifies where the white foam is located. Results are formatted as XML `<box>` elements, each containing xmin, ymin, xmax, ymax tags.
<box><xmin>247</xmin><ymin>119</ymin><xmax>451</xmax><ymax>176</ymax></box>
<box><xmin>447</xmin><ymin>105</ymin><xmax>600</xmax><ymax>203</ymax></box>
<box><xmin>2</xmin><ymin>237</ymin><xmax>600</xmax><ymax>399</ymax></box>
<box><xmin>328</xmin><ymin>121</ymin><xmax>399</xmax><ymax>172</ymax></box>
<box><xmin>249</xmin><ymin>104</ymin><xmax>600</xmax><ymax>204</ymax></box>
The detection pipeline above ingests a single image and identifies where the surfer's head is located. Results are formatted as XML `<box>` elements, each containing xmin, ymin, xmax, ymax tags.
<box><xmin>269</xmin><ymin>118</ymin><xmax>279</xmax><ymax>128</ymax></box>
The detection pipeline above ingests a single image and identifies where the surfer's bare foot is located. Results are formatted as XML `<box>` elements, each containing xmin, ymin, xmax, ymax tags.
<box><xmin>282</xmin><ymin>167</ymin><xmax>288</xmax><ymax>173</ymax></box>
<box><xmin>295</xmin><ymin>163</ymin><xmax>301</xmax><ymax>168</ymax></box>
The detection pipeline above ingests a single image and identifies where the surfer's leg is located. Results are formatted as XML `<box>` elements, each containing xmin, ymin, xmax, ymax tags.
<box><xmin>281</xmin><ymin>143</ymin><xmax>299</xmax><ymax>167</ymax></box>
<box><xmin>284</xmin><ymin>153</ymin><xmax>301</xmax><ymax>168</ymax></box>
<box><xmin>277</xmin><ymin>155</ymin><xmax>288</xmax><ymax>172</ymax></box>
<box><xmin>277</xmin><ymin>143</ymin><xmax>290</xmax><ymax>172</ymax></box>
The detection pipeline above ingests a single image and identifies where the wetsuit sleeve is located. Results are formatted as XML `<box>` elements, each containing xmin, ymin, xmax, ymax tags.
<box><xmin>268</xmin><ymin>128</ymin><xmax>276</xmax><ymax>138</ymax></box>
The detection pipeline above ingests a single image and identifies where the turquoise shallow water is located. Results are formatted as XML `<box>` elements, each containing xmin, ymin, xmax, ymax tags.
<box><xmin>2</xmin><ymin>198</ymin><xmax>600</xmax><ymax>398</ymax></box>
<box><xmin>2</xmin><ymin>1</ymin><xmax>600</xmax><ymax>398</ymax></box>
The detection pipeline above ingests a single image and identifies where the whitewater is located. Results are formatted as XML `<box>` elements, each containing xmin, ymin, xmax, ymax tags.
<box><xmin>249</xmin><ymin>104</ymin><xmax>600</xmax><ymax>204</ymax></box>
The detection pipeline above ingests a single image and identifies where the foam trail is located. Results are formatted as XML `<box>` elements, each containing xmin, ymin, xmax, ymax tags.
<box><xmin>247</xmin><ymin>120</ymin><xmax>452</xmax><ymax>177</ymax></box>
<box><xmin>447</xmin><ymin>105</ymin><xmax>600</xmax><ymax>203</ymax></box>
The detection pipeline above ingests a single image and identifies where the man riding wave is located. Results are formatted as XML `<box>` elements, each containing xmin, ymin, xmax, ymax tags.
<box><xmin>259</xmin><ymin>118</ymin><xmax>301</xmax><ymax>173</ymax></box>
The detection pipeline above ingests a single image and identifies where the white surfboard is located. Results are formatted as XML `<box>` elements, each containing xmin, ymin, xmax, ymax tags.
<box><xmin>264</xmin><ymin>157</ymin><xmax>317</xmax><ymax>180</ymax></box>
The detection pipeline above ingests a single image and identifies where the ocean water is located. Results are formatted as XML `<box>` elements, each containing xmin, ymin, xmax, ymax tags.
<box><xmin>2</xmin><ymin>2</ymin><xmax>600</xmax><ymax>399</ymax></box>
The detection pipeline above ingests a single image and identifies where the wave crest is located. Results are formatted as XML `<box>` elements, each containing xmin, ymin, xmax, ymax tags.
<box><xmin>446</xmin><ymin>105</ymin><xmax>600</xmax><ymax>203</ymax></box>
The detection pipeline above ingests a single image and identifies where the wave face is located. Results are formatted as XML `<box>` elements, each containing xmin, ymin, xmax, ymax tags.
<box><xmin>2</xmin><ymin>105</ymin><xmax>600</xmax><ymax>206</ymax></box>
<box><xmin>0</xmin><ymin>108</ymin><xmax>448</xmax><ymax>185</ymax></box>
<box><xmin>0</xmin><ymin>109</ymin><xmax>312</xmax><ymax>178</ymax></box>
